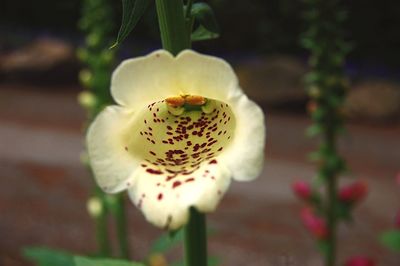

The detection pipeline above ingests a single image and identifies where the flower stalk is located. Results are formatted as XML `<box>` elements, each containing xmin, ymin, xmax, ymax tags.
<box><xmin>301</xmin><ymin>0</ymin><xmax>351</xmax><ymax>265</ymax></box>
<box><xmin>155</xmin><ymin>0</ymin><xmax>207</xmax><ymax>265</ymax></box>
<box><xmin>78</xmin><ymin>0</ymin><xmax>129</xmax><ymax>258</ymax></box>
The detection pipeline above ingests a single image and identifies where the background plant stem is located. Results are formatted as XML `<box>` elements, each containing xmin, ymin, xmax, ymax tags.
<box><xmin>79</xmin><ymin>0</ymin><xmax>130</xmax><ymax>259</ymax></box>
<box><xmin>155</xmin><ymin>1</ymin><xmax>208</xmax><ymax>265</ymax></box>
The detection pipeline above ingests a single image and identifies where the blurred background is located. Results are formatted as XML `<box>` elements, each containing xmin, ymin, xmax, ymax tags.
<box><xmin>0</xmin><ymin>0</ymin><xmax>399</xmax><ymax>265</ymax></box>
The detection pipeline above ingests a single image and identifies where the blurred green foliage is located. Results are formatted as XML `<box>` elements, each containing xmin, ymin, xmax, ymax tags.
<box><xmin>1</xmin><ymin>0</ymin><xmax>400</xmax><ymax>66</ymax></box>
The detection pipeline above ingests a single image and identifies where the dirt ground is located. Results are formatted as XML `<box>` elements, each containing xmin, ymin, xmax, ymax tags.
<box><xmin>0</xmin><ymin>83</ymin><xmax>399</xmax><ymax>266</ymax></box>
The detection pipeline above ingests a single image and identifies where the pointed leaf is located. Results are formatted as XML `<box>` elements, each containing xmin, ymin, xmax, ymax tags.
<box><xmin>150</xmin><ymin>229</ymin><xmax>184</xmax><ymax>253</ymax></box>
<box><xmin>111</xmin><ymin>0</ymin><xmax>151</xmax><ymax>48</ymax></box>
<box><xmin>74</xmin><ymin>256</ymin><xmax>144</xmax><ymax>266</ymax></box>
<box><xmin>190</xmin><ymin>3</ymin><xmax>219</xmax><ymax>42</ymax></box>
<box><xmin>23</xmin><ymin>247</ymin><xmax>75</xmax><ymax>266</ymax></box>
<box><xmin>191</xmin><ymin>25</ymin><xmax>219</xmax><ymax>41</ymax></box>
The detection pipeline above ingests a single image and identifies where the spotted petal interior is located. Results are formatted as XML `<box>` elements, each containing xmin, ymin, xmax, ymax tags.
<box><xmin>121</xmin><ymin>98</ymin><xmax>235</xmax><ymax>225</ymax></box>
<box><xmin>126</xmin><ymin>98</ymin><xmax>234</xmax><ymax>176</ymax></box>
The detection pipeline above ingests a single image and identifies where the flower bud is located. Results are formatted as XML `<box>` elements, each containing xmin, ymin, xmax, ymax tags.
<box><xmin>345</xmin><ymin>256</ymin><xmax>375</xmax><ymax>266</ymax></box>
<box><xmin>87</xmin><ymin>197</ymin><xmax>103</xmax><ymax>218</ymax></box>
<box><xmin>300</xmin><ymin>208</ymin><xmax>328</xmax><ymax>240</ymax></box>
<box><xmin>339</xmin><ymin>180</ymin><xmax>368</xmax><ymax>204</ymax></box>
<box><xmin>292</xmin><ymin>181</ymin><xmax>312</xmax><ymax>201</ymax></box>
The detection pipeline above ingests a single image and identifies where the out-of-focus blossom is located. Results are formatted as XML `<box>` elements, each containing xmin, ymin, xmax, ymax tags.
<box><xmin>339</xmin><ymin>180</ymin><xmax>368</xmax><ymax>204</ymax></box>
<box><xmin>395</xmin><ymin>209</ymin><xmax>400</xmax><ymax>229</ymax></box>
<box><xmin>300</xmin><ymin>207</ymin><xmax>328</xmax><ymax>240</ymax></box>
<box><xmin>345</xmin><ymin>256</ymin><xmax>375</xmax><ymax>266</ymax></box>
<box><xmin>292</xmin><ymin>180</ymin><xmax>312</xmax><ymax>201</ymax></box>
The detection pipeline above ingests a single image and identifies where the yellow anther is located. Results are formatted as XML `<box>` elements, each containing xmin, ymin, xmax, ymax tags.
<box><xmin>185</xmin><ymin>95</ymin><xmax>206</xmax><ymax>105</ymax></box>
<box><xmin>166</xmin><ymin>96</ymin><xmax>185</xmax><ymax>107</ymax></box>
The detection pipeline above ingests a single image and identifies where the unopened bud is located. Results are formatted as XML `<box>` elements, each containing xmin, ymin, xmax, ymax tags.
<box><xmin>292</xmin><ymin>181</ymin><xmax>312</xmax><ymax>201</ymax></box>
<box><xmin>300</xmin><ymin>208</ymin><xmax>328</xmax><ymax>240</ymax></box>
<box><xmin>339</xmin><ymin>180</ymin><xmax>368</xmax><ymax>203</ymax></box>
<box><xmin>345</xmin><ymin>256</ymin><xmax>375</xmax><ymax>266</ymax></box>
<box><xmin>87</xmin><ymin>197</ymin><xmax>103</xmax><ymax>218</ymax></box>
<box><xmin>78</xmin><ymin>91</ymin><xmax>97</xmax><ymax>109</ymax></box>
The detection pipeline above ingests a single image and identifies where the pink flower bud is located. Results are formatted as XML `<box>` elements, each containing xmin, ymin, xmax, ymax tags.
<box><xmin>292</xmin><ymin>181</ymin><xmax>312</xmax><ymax>200</ymax></box>
<box><xmin>339</xmin><ymin>180</ymin><xmax>368</xmax><ymax>203</ymax></box>
<box><xmin>345</xmin><ymin>256</ymin><xmax>375</xmax><ymax>266</ymax></box>
<box><xmin>300</xmin><ymin>207</ymin><xmax>328</xmax><ymax>240</ymax></box>
<box><xmin>395</xmin><ymin>209</ymin><xmax>400</xmax><ymax>229</ymax></box>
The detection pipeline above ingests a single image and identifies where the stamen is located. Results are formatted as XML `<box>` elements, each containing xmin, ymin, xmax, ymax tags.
<box><xmin>185</xmin><ymin>95</ymin><xmax>206</xmax><ymax>105</ymax></box>
<box><xmin>166</xmin><ymin>96</ymin><xmax>185</xmax><ymax>107</ymax></box>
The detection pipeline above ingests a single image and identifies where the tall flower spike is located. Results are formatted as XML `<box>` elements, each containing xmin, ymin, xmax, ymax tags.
<box><xmin>87</xmin><ymin>50</ymin><xmax>266</xmax><ymax>230</ymax></box>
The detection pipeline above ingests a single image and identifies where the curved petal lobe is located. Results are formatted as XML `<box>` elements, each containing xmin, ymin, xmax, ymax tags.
<box><xmin>87</xmin><ymin>106</ymin><xmax>140</xmax><ymax>193</ymax></box>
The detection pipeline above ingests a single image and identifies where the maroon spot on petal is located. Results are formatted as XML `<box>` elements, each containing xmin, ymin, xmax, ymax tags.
<box><xmin>157</xmin><ymin>193</ymin><xmax>163</xmax><ymax>201</ymax></box>
<box><xmin>146</xmin><ymin>168</ymin><xmax>163</xmax><ymax>175</ymax></box>
<box><xmin>167</xmin><ymin>125</ymin><xmax>172</xmax><ymax>130</ymax></box>
<box><xmin>209</xmin><ymin>159</ymin><xmax>217</xmax><ymax>164</ymax></box>
<box><xmin>124</xmin><ymin>146</ymin><xmax>128</xmax><ymax>151</ymax></box>
<box><xmin>144</xmin><ymin>119</ymin><xmax>147</xmax><ymax>124</ymax></box>
<box><xmin>141</xmin><ymin>164</ymin><xmax>147</xmax><ymax>167</ymax></box>
<box><xmin>172</xmin><ymin>181</ymin><xmax>182</xmax><ymax>189</ymax></box>
<box><xmin>149</xmin><ymin>151</ymin><xmax>157</xmax><ymax>156</ymax></box>
<box><xmin>217</xmin><ymin>147</ymin><xmax>223</xmax><ymax>151</ymax></box>
<box><xmin>185</xmin><ymin>177</ymin><xmax>195</xmax><ymax>183</ymax></box>
<box><xmin>148</xmin><ymin>127</ymin><xmax>153</xmax><ymax>131</ymax></box>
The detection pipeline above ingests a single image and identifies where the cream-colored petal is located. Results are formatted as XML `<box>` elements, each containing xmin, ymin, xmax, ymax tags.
<box><xmin>127</xmin><ymin>159</ymin><xmax>231</xmax><ymax>230</ymax></box>
<box><xmin>111</xmin><ymin>50</ymin><xmax>179</xmax><ymax>107</ymax></box>
<box><xmin>218</xmin><ymin>93</ymin><xmax>266</xmax><ymax>181</ymax></box>
<box><xmin>176</xmin><ymin>50</ymin><xmax>243</xmax><ymax>102</ymax></box>
<box><xmin>86</xmin><ymin>105</ymin><xmax>140</xmax><ymax>193</ymax></box>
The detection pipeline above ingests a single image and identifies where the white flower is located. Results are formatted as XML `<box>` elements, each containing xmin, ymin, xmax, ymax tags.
<box><xmin>87</xmin><ymin>50</ymin><xmax>266</xmax><ymax>230</ymax></box>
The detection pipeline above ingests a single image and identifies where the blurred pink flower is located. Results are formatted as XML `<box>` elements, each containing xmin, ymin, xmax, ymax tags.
<box><xmin>300</xmin><ymin>207</ymin><xmax>327</xmax><ymax>240</ymax></box>
<box><xmin>395</xmin><ymin>209</ymin><xmax>400</xmax><ymax>229</ymax></box>
<box><xmin>292</xmin><ymin>181</ymin><xmax>312</xmax><ymax>201</ymax></box>
<box><xmin>345</xmin><ymin>256</ymin><xmax>375</xmax><ymax>266</ymax></box>
<box><xmin>339</xmin><ymin>180</ymin><xmax>368</xmax><ymax>203</ymax></box>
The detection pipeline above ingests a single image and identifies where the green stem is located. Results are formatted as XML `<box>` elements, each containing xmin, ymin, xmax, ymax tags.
<box><xmin>94</xmin><ymin>188</ymin><xmax>112</xmax><ymax>257</ymax></box>
<box><xmin>325</xmin><ymin>130</ymin><xmax>337</xmax><ymax>266</ymax></box>
<box><xmin>155</xmin><ymin>1</ymin><xmax>208</xmax><ymax>265</ymax></box>
<box><xmin>108</xmin><ymin>194</ymin><xmax>130</xmax><ymax>259</ymax></box>
<box><xmin>184</xmin><ymin>208</ymin><xmax>208</xmax><ymax>266</ymax></box>
<box><xmin>155</xmin><ymin>0</ymin><xmax>190</xmax><ymax>55</ymax></box>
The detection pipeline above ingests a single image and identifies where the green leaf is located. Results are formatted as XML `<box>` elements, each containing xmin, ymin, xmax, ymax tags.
<box><xmin>74</xmin><ymin>256</ymin><xmax>144</xmax><ymax>266</ymax></box>
<box><xmin>23</xmin><ymin>247</ymin><xmax>75</xmax><ymax>266</ymax></box>
<box><xmin>191</xmin><ymin>25</ymin><xmax>219</xmax><ymax>41</ymax></box>
<box><xmin>380</xmin><ymin>230</ymin><xmax>400</xmax><ymax>252</ymax></box>
<box><xmin>150</xmin><ymin>229</ymin><xmax>184</xmax><ymax>253</ymax></box>
<box><xmin>111</xmin><ymin>0</ymin><xmax>151</xmax><ymax>48</ymax></box>
<box><xmin>190</xmin><ymin>3</ymin><xmax>219</xmax><ymax>42</ymax></box>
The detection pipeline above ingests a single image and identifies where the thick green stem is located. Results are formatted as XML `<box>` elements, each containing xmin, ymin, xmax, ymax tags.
<box><xmin>94</xmin><ymin>188</ymin><xmax>112</xmax><ymax>257</ymax></box>
<box><xmin>107</xmin><ymin>194</ymin><xmax>130</xmax><ymax>259</ymax></box>
<box><xmin>155</xmin><ymin>1</ymin><xmax>208</xmax><ymax>265</ymax></box>
<box><xmin>155</xmin><ymin>0</ymin><xmax>190</xmax><ymax>55</ymax></box>
<box><xmin>114</xmin><ymin>194</ymin><xmax>130</xmax><ymax>259</ymax></box>
<box><xmin>184</xmin><ymin>208</ymin><xmax>208</xmax><ymax>266</ymax></box>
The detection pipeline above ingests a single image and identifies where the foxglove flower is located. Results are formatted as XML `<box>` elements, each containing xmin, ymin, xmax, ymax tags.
<box><xmin>87</xmin><ymin>50</ymin><xmax>266</xmax><ymax>230</ymax></box>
